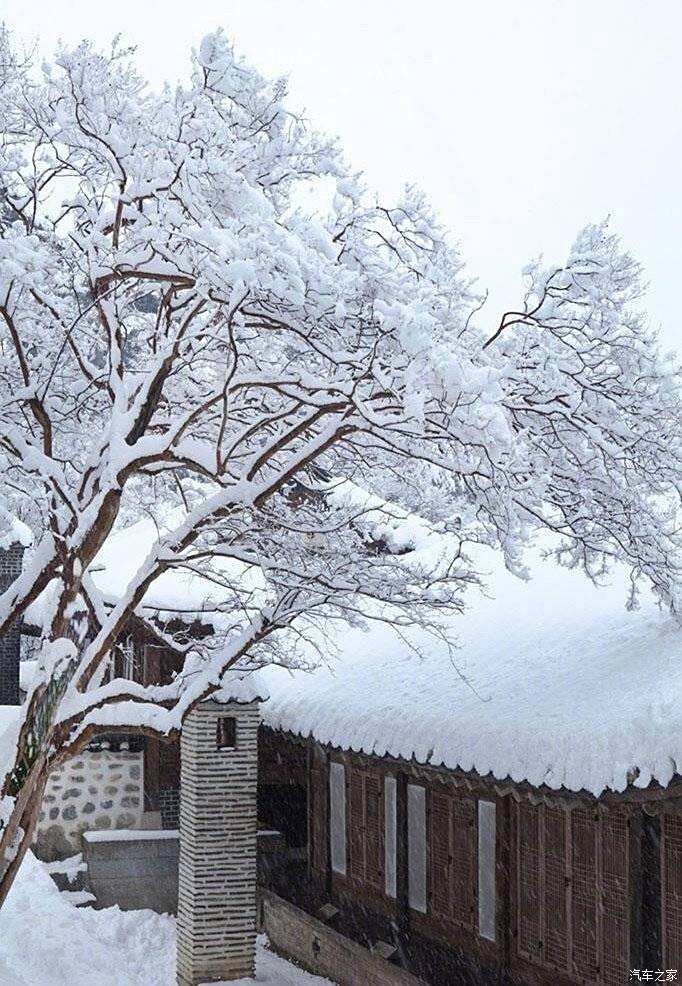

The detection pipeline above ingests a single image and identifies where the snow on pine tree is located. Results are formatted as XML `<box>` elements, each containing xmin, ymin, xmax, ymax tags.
<box><xmin>0</xmin><ymin>26</ymin><xmax>679</xmax><ymax>905</ymax></box>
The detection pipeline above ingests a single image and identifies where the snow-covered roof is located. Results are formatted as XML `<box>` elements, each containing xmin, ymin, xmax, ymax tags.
<box><xmin>24</xmin><ymin>511</ymin><xmax>261</xmax><ymax>630</ymax></box>
<box><xmin>0</xmin><ymin>514</ymin><xmax>32</xmax><ymax>551</ymax></box>
<box><xmin>90</xmin><ymin>513</ymin><xmax>257</xmax><ymax>616</ymax></box>
<box><xmin>211</xmin><ymin>667</ymin><xmax>269</xmax><ymax>704</ymax></box>
<box><xmin>261</xmin><ymin>542</ymin><xmax>682</xmax><ymax>798</ymax></box>
<box><xmin>12</xmin><ymin>491</ymin><xmax>682</xmax><ymax>797</ymax></box>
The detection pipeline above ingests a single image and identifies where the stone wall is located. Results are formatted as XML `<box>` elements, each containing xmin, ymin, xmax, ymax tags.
<box><xmin>262</xmin><ymin>891</ymin><xmax>427</xmax><ymax>986</ymax></box>
<box><xmin>35</xmin><ymin>749</ymin><xmax>144</xmax><ymax>860</ymax></box>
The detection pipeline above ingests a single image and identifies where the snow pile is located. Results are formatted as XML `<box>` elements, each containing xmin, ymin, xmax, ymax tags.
<box><xmin>0</xmin><ymin>512</ymin><xmax>32</xmax><ymax>551</ymax></box>
<box><xmin>262</xmin><ymin>540</ymin><xmax>682</xmax><ymax>797</ymax></box>
<box><xmin>18</xmin><ymin>660</ymin><xmax>37</xmax><ymax>694</ymax></box>
<box><xmin>213</xmin><ymin>667</ymin><xmax>270</xmax><ymax>705</ymax></box>
<box><xmin>0</xmin><ymin>852</ymin><xmax>174</xmax><ymax>986</ymax></box>
<box><xmin>0</xmin><ymin>852</ymin><xmax>335</xmax><ymax>985</ymax></box>
<box><xmin>230</xmin><ymin>944</ymin><xmax>336</xmax><ymax>986</ymax></box>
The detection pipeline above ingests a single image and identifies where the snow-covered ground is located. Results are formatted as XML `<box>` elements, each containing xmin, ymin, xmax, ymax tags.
<box><xmin>0</xmin><ymin>852</ymin><xmax>335</xmax><ymax>986</ymax></box>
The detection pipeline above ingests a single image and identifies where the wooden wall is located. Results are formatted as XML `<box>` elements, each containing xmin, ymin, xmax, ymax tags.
<box><xmin>662</xmin><ymin>811</ymin><xmax>682</xmax><ymax>970</ymax></box>
<box><xmin>510</xmin><ymin>801</ymin><xmax>632</xmax><ymax>985</ymax></box>
<box><xmin>306</xmin><ymin>744</ymin><xmax>508</xmax><ymax>982</ymax></box>
<box><xmin>112</xmin><ymin>622</ymin><xmax>185</xmax><ymax>816</ymax></box>
<box><xmin>265</xmin><ymin>731</ymin><xmax>682</xmax><ymax>986</ymax></box>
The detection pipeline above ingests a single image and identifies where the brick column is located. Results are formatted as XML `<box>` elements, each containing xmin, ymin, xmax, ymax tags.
<box><xmin>177</xmin><ymin>698</ymin><xmax>260</xmax><ymax>985</ymax></box>
<box><xmin>0</xmin><ymin>543</ymin><xmax>25</xmax><ymax>706</ymax></box>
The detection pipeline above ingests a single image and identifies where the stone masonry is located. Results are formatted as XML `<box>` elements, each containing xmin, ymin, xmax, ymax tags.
<box><xmin>34</xmin><ymin>749</ymin><xmax>144</xmax><ymax>860</ymax></box>
<box><xmin>0</xmin><ymin>543</ymin><xmax>25</xmax><ymax>706</ymax></box>
<box><xmin>177</xmin><ymin>699</ymin><xmax>260</xmax><ymax>985</ymax></box>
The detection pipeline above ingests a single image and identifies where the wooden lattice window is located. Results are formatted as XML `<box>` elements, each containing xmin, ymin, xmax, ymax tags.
<box><xmin>600</xmin><ymin>810</ymin><xmax>630</xmax><ymax>983</ymax></box>
<box><xmin>543</xmin><ymin>803</ymin><xmax>569</xmax><ymax>968</ymax></box>
<box><xmin>428</xmin><ymin>787</ymin><xmax>476</xmax><ymax>929</ymax></box>
<box><xmin>309</xmin><ymin>746</ymin><xmax>328</xmax><ymax>877</ymax></box>
<box><xmin>517</xmin><ymin>801</ymin><xmax>542</xmax><ymax>958</ymax></box>
<box><xmin>571</xmin><ymin>806</ymin><xmax>599</xmax><ymax>980</ymax></box>
<box><xmin>662</xmin><ymin>811</ymin><xmax>682</xmax><ymax>970</ymax></box>
<box><xmin>515</xmin><ymin>801</ymin><xmax>630</xmax><ymax>985</ymax></box>
<box><xmin>478</xmin><ymin>800</ymin><xmax>497</xmax><ymax>941</ymax></box>
<box><xmin>120</xmin><ymin>634</ymin><xmax>136</xmax><ymax>680</ymax></box>
<box><xmin>347</xmin><ymin>766</ymin><xmax>384</xmax><ymax>892</ymax></box>
<box><xmin>329</xmin><ymin>761</ymin><xmax>347</xmax><ymax>875</ymax></box>
<box><xmin>408</xmin><ymin>783</ymin><xmax>427</xmax><ymax>913</ymax></box>
<box><xmin>384</xmin><ymin>775</ymin><xmax>397</xmax><ymax>898</ymax></box>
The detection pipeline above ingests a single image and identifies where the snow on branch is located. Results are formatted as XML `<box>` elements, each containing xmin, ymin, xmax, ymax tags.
<box><xmin>0</xmin><ymin>25</ymin><xmax>679</xmax><ymax>888</ymax></box>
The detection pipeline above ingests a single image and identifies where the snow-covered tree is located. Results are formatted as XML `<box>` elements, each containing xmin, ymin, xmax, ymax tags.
<box><xmin>0</xmin><ymin>27</ymin><xmax>679</xmax><ymax>904</ymax></box>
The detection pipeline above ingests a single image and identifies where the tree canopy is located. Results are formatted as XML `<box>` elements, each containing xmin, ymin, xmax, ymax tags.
<box><xmin>0</xmin><ymin>27</ymin><xmax>679</xmax><ymax>902</ymax></box>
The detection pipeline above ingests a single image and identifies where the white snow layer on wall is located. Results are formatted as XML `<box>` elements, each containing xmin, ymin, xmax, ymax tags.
<box><xmin>262</xmin><ymin>538</ymin><xmax>682</xmax><ymax>797</ymax></box>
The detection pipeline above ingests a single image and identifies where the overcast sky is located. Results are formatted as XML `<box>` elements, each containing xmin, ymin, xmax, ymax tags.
<box><xmin>3</xmin><ymin>0</ymin><xmax>681</xmax><ymax>351</ymax></box>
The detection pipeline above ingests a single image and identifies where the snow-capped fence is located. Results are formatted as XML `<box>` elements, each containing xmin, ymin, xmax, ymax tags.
<box><xmin>176</xmin><ymin>698</ymin><xmax>260</xmax><ymax>985</ymax></box>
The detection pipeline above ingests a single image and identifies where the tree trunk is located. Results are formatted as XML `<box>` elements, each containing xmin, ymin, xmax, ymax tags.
<box><xmin>0</xmin><ymin>754</ymin><xmax>48</xmax><ymax>910</ymax></box>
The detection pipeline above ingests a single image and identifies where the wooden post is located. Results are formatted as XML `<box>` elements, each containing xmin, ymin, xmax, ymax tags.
<box><xmin>396</xmin><ymin>771</ymin><xmax>410</xmax><ymax>936</ymax></box>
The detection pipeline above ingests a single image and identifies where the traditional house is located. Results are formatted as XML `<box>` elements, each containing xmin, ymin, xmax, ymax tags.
<box><xmin>2</xmin><ymin>505</ymin><xmax>681</xmax><ymax>985</ymax></box>
<box><xmin>255</xmin><ymin>545</ymin><xmax>682</xmax><ymax>986</ymax></box>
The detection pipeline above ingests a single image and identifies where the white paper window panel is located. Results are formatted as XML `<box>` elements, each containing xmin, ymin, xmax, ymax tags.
<box><xmin>478</xmin><ymin>800</ymin><xmax>496</xmax><ymax>941</ymax></box>
<box><xmin>121</xmin><ymin>635</ymin><xmax>135</xmax><ymax>679</ymax></box>
<box><xmin>384</xmin><ymin>775</ymin><xmax>397</xmax><ymax>898</ymax></box>
<box><xmin>329</xmin><ymin>761</ymin><xmax>347</xmax><ymax>876</ymax></box>
<box><xmin>407</xmin><ymin>784</ymin><xmax>427</xmax><ymax>913</ymax></box>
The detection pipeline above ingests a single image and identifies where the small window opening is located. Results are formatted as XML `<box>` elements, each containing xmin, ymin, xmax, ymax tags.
<box><xmin>408</xmin><ymin>784</ymin><xmax>427</xmax><ymax>913</ymax></box>
<box><xmin>478</xmin><ymin>799</ymin><xmax>497</xmax><ymax>941</ymax></box>
<box><xmin>121</xmin><ymin>635</ymin><xmax>135</xmax><ymax>680</ymax></box>
<box><xmin>384</xmin><ymin>775</ymin><xmax>397</xmax><ymax>898</ymax></box>
<box><xmin>329</xmin><ymin>761</ymin><xmax>347</xmax><ymax>875</ymax></box>
<box><xmin>216</xmin><ymin>716</ymin><xmax>237</xmax><ymax>749</ymax></box>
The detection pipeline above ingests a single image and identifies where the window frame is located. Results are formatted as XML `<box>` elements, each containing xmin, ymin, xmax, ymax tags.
<box><xmin>329</xmin><ymin>760</ymin><xmax>347</xmax><ymax>876</ymax></box>
<box><xmin>408</xmin><ymin>783</ymin><xmax>428</xmax><ymax>913</ymax></box>
<box><xmin>477</xmin><ymin>799</ymin><xmax>497</xmax><ymax>942</ymax></box>
<box><xmin>384</xmin><ymin>774</ymin><xmax>397</xmax><ymax>899</ymax></box>
<box><xmin>216</xmin><ymin>716</ymin><xmax>237</xmax><ymax>749</ymax></box>
<box><xmin>120</xmin><ymin>634</ymin><xmax>135</xmax><ymax>680</ymax></box>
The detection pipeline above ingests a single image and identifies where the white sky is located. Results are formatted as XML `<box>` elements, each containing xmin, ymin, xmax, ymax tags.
<box><xmin>3</xmin><ymin>0</ymin><xmax>681</xmax><ymax>351</ymax></box>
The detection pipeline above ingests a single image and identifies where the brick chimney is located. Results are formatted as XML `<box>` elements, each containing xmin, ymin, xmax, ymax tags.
<box><xmin>0</xmin><ymin>541</ymin><xmax>25</xmax><ymax>706</ymax></box>
<box><xmin>176</xmin><ymin>673</ymin><xmax>267</xmax><ymax>986</ymax></box>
